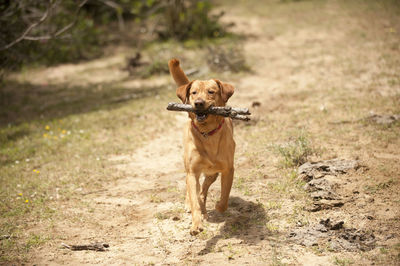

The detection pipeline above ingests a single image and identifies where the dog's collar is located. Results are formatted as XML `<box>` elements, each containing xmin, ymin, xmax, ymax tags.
<box><xmin>192</xmin><ymin>119</ymin><xmax>224</xmax><ymax>138</ymax></box>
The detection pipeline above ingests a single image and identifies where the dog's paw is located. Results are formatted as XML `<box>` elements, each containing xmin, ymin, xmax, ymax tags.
<box><xmin>184</xmin><ymin>203</ymin><xmax>191</xmax><ymax>213</ymax></box>
<box><xmin>202</xmin><ymin>212</ymin><xmax>209</xmax><ymax>221</ymax></box>
<box><xmin>215</xmin><ymin>201</ymin><xmax>228</xmax><ymax>213</ymax></box>
<box><xmin>190</xmin><ymin>224</ymin><xmax>204</xmax><ymax>236</ymax></box>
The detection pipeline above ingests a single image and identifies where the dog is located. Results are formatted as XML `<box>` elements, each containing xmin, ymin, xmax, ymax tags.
<box><xmin>168</xmin><ymin>58</ymin><xmax>236</xmax><ymax>235</ymax></box>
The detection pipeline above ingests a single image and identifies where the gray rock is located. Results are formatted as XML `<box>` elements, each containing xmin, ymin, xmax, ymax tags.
<box><xmin>367</xmin><ymin>114</ymin><xmax>400</xmax><ymax>125</ymax></box>
<box><xmin>288</xmin><ymin>219</ymin><xmax>375</xmax><ymax>251</ymax></box>
<box><xmin>298</xmin><ymin>159</ymin><xmax>359</xmax><ymax>182</ymax></box>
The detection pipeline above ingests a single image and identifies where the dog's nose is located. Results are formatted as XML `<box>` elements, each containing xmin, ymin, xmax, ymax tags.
<box><xmin>194</xmin><ymin>99</ymin><xmax>205</xmax><ymax>109</ymax></box>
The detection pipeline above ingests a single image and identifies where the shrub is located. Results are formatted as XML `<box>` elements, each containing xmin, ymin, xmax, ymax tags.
<box><xmin>0</xmin><ymin>0</ymin><xmax>227</xmax><ymax>73</ymax></box>
<box><xmin>157</xmin><ymin>0</ymin><xmax>226</xmax><ymax>40</ymax></box>
<box><xmin>275</xmin><ymin>132</ymin><xmax>314</xmax><ymax>168</ymax></box>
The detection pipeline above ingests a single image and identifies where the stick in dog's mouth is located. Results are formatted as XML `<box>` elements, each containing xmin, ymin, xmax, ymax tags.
<box><xmin>166</xmin><ymin>102</ymin><xmax>251</xmax><ymax>121</ymax></box>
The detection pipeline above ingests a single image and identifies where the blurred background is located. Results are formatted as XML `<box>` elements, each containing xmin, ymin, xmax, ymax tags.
<box><xmin>0</xmin><ymin>0</ymin><xmax>231</xmax><ymax>74</ymax></box>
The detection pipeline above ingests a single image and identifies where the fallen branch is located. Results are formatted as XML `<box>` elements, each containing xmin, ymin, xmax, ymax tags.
<box><xmin>166</xmin><ymin>102</ymin><xmax>251</xmax><ymax>121</ymax></box>
<box><xmin>61</xmin><ymin>242</ymin><xmax>109</xmax><ymax>251</ymax></box>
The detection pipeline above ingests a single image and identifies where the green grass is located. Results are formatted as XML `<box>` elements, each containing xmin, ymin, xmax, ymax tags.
<box><xmin>0</xmin><ymin>77</ymin><xmax>176</xmax><ymax>262</ymax></box>
<box><xmin>333</xmin><ymin>256</ymin><xmax>354</xmax><ymax>266</ymax></box>
<box><xmin>363</xmin><ymin>179</ymin><xmax>396</xmax><ymax>194</ymax></box>
<box><xmin>274</xmin><ymin>131</ymin><xmax>314</xmax><ymax>168</ymax></box>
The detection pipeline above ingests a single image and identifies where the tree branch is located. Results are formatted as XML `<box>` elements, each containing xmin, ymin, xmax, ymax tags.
<box><xmin>166</xmin><ymin>102</ymin><xmax>251</xmax><ymax>121</ymax></box>
<box><xmin>0</xmin><ymin>0</ymin><xmax>89</xmax><ymax>50</ymax></box>
<box><xmin>0</xmin><ymin>0</ymin><xmax>55</xmax><ymax>50</ymax></box>
<box><xmin>24</xmin><ymin>0</ymin><xmax>89</xmax><ymax>40</ymax></box>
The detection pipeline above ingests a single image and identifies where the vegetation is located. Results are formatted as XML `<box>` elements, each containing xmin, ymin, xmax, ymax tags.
<box><xmin>0</xmin><ymin>0</ymin><xmax>227</xmax><ymax>73</ymax></box>
<box><xmin>275</xmin><ymin>131</ymin><xmax>314</xmax><ymax>168</ymax></box>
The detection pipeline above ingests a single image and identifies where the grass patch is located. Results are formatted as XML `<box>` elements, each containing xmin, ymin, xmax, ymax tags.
<box><xmin>333</xmin><ymin>256</ymin><xmax>354</xmax><ymax>266</ymax></box>
<box><xmin>274</xmin><ymin>130</ymin><xmax>314</xmax><ymax>168</ymax></box>
<box><xmin>25</xmin><ymin>234</ymin><xmax>50</xmax><ymax>252</ymax></box>
<box><xmin>363</xmin><ymin>179</ymin><xmax>396</xmax><ymax>194</ymax></box>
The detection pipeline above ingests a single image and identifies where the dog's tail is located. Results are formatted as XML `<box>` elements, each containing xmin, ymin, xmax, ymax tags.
<box><xmin>168</xmin><ymin>58</ymin><xmax>190</xmax><ymax>86</ymax></box>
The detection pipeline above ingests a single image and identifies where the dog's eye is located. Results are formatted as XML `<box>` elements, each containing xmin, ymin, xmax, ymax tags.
<box><xmin>208</xmin><ymin>90</ymin><xmax>215</xmax><ymax>94</ymax></box>
<box><xmin>192</xmin><ymin>91</ymin><xmax>197</xmax><ymax>95</ymax></box>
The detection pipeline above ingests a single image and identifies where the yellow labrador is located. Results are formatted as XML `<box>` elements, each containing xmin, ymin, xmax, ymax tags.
<box><xmin>168</xmin><ymin>59</ymin><xmax>236</xmax><ymax>235</ymax></box>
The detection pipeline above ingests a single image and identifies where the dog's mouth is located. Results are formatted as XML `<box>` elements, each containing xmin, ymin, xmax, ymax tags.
<box><xmin>195</xmin><ymin>113</ymin><xmax>208</xmax><ymax>122</ymax></box>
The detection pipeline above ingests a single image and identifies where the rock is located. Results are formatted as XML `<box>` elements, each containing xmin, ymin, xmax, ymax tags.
<box><xmin>367</xmin><ymin>114</ymin><xmax>400</xmax><ymax>125</ymax></box>
<box><xmin>299</xmin><ymin>159</ymin><xmax>360</xmax><ymax>212</ymax></box>
<box><xmin>310</xmin><ymin>190</ymin><xmax>339</xmax><ymax>201</ymax></box>
<box><xmin>319</xmin><ymin>219</ymin><xmax>344</xmax><ymax>230</ymax></box>
<box><xmin>298</xmin><ymin>159</ymin><xmax>359</xmax><ymax>181</ymax></box>
<box><xmin>337</xmin><ymin>228</ymin><xmax>375</xmax><ymax>251</ymax></box>
<box><xmin>304</xmin><ymin>178</ymin><xmax>332</xmax><ymax>192</ymax></box>
<box><xmin>288</xmin><ymin>219</ymin><xmax>375</xmax><ymax>252</ymax></box>
<box><xmin>305</xmin><ymin>200</ymin><xmax>344</xmax><ymax>212</ymax></box>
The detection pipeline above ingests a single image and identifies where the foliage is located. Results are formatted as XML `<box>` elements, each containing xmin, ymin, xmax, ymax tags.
<box><xmin>275</xmin><ymin>132</ymin><xmax>314</xmax><ymax>168</ymax></box>
<box><xmin>157</xmin><ymin>0</ymin><xmax>226</xmax><ymax>40</ymax></box>
<box><xmin>0</xmin><ymin>0</ymin><xmax>105</xmax><ymax>72</ymax></box>
<box><xmin>0</xmin><ymin>0</ymin><xmax>226</xmax><ymax>73</ymax></box>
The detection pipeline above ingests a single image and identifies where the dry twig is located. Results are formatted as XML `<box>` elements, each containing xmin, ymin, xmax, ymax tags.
<box><xmin>61</xmin><ymin>242</ymin><xmax>109</xmax><ymax>252</ymax></box>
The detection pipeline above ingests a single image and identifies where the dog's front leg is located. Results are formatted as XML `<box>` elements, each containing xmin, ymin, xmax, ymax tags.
<box><xmin>216</xmin><ymin>168</ymin><xmax>234</xmax><ymax>213</ymax></box>
<box><xmin>186</xmin><ymin>172</ymin><xmax>203</xmax><ymax>235</ymax></box>
<box><xmin>200</xmin><ymin>173</ymin><xmax>218</xmax><ymax>219</ymax></box>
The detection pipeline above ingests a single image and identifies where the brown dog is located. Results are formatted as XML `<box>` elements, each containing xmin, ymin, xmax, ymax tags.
<box><xmin>168</xmin><ymin>59</ymin><xmax>236</xmax><ymax>235</ymax></box>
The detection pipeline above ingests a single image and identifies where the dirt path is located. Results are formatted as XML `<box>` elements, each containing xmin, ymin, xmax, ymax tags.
<box><xmin>33</xmin><ymin>93</ymin><xmax>278</xmax><ymax>265</ymax></box>
<box><xmin>27</xmin><ymin>0</ymin><xmax>400</xmax><ymax>265</ymax></box>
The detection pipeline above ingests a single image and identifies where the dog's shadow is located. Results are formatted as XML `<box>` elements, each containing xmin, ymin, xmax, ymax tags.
<box><xmin>199</xmin><ymin>196</ymin><xmax>273</xmax><ymax>255</ymax></box>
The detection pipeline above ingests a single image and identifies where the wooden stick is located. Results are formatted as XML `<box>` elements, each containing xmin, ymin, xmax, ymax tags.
<box><xmin>61</xmin><ymin>242</ymin><xmax>109</xmax><ymax>251</ymax></box>
<box><xmin>166</xmin><ymin>103</ymin><xmax>251</xmax><ymax>121</ymax></box>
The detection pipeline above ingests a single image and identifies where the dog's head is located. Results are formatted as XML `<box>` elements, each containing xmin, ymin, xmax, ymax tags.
<box><xmin>176</xmin><ymin>79</ymin><xmax>235</xmax><ymax>123</ymax></box>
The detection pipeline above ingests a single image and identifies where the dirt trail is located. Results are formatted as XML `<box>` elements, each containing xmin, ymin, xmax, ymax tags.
<box><xmin>34</xmin><ymin>85</ymin><xmax>274</xmax><ymax>265</ymax></box>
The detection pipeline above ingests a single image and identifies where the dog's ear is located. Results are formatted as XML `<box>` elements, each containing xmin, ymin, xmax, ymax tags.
<box><xmin>176</xmin><ymin>81</ymin><xmax>194</xmax><ymax>103</ymax></box>
<box><xmin>214</xmin><ymin>79</ymin><xmax>235</xmax><ymax>103</ymax></box>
